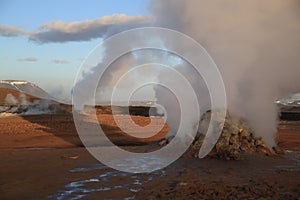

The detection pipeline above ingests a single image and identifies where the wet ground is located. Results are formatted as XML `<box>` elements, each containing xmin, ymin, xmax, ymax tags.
<box><xmin>0</xmin><ymin>114</ymin><xmax>299</xmax><ymax>199</ymax></box>
<box><xmin>54</xmin><ymin>152</ymin><xmax>300</xmax><ymax>200</ymax></box>
<box><xmin>1</xmin><ymin>147</ymin><xmax>299</xmax><ymax>199</ymax></box>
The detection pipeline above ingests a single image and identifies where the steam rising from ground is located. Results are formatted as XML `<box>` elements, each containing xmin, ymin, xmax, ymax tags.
<box><xmin>5</xmin><ymin>94</ymin><xmax>19</xmax><ymax>105</ymax></box>
<box><xmin>150</xmin><ymin>0</ymin><xmax>300</xmax><ymax>146</ymax></box>
<box><xmin>1</xmin><ymin>93</ymin><xmax>59</xmax><ymax>116</ymax></box>
<box><xmin>73</xmin><ymin>0</ymin><xmax>300</xmax><ymax>148</ymax></box>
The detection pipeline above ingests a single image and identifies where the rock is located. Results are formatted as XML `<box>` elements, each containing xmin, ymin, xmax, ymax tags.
<box><xmin>187</xmin><ymin>111</ymin><xmax>275</xmax><ymax>159</ymax></box>
<box><xmin>240</xmin><ymin>139</ymin><xmax>254</xmax><ymax>153</ymax></box>
<box><xmin>229</xmin><ymin>135</ymin><xmax>240</xmax><ymax>146</ymax></box>
<box><xmin>157</xmin><ymin>135</ymin><xmax>175</xmax><ymax>146</ymax></box>
<box><xmin>215</xmin><ymin>137</ymin><xmax>230</xmax><ymax>152</ymax></box>
<box><xmin>178</xmin><ymin>182</ymin><xmax>188</xmax><ymax>186</ymax></box>
<box><xmin>256</xmin><ymin>145</ymin><xmax>272</xmax><ymax>156</ymax></box>
<box><xmin>158</xmin><ymin>138</ymin><xmax>167</xmax><ymax>146</ymax></box>
<box><xmin>240</xmin><ymin>128</ymin><xmax>251</xmax><ymax>138</ymax></box>
<box><xmin>249</xmin><ymin>139</ymin><xmax>256</xmax><ymax>148</ymax></box>
<box><xmin>255</xmin><ymin>138</ymin><xmax>264</xmax><ymax>146</ymax></box>
<box><xmin>227</xmin><ymin>118</ymin><xmax>240</xmax><ymax>135</ymax></box>
<box><xmin>69</xmin><ymin>155</ymin><xmax>79</xmax><ymax>160</ymax></box>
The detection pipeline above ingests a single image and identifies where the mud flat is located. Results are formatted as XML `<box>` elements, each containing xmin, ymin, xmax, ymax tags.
<box><xmin>0</xmin><ymin>113</ymin><xmax>299</xmax><ymax>199</ymax></box>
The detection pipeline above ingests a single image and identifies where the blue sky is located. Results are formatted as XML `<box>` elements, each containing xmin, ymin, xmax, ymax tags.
<box><xmin>0</xmin><ymin>0</ymin><xmax>150</xmax><ymax>99</ymax></box>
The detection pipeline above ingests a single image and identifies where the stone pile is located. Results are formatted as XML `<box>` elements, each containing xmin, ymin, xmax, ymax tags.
<box><xmin>188</xmin><ymin>111</ymin><xmax>277</xmax><ymax>159</ymax></box>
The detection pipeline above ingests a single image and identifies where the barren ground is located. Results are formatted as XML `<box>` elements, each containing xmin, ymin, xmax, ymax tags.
<box><xmin>0</xmin><ymin>113</ymin><xmax>299</xmax><ymax>199</ymax></box>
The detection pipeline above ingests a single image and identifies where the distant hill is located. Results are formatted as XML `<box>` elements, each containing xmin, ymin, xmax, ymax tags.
<box><xmin>0</xmin><ymin>80</ymin><xmax>72</xmax><ymax>115</ymax></box>
<box><xmin>0</xmin><ymin>80</ymin><xmax>61</xmax><ymax>106</ymax></box>
<box><xmin>0</xmin><ymin>80</ymin><xmax>53</xmax><ymax>100</ymax></box>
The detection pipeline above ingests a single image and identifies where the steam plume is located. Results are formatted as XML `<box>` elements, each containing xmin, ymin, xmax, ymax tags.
<box><xmin>5</xmin><ymin>94</ymin><xmax>18</xmax><ymax>105</ymax></box>
<box><xmin>150</xmin><ymin>0</ymin><xmax>300</xmax><ymax>146</ymax></box>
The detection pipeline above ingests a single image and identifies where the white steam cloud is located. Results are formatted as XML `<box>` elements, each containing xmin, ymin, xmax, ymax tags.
<box><xmin>71</xmin><ymin>1</ymin><xmax>300</xmax><ymax>148</ymax></box>
<box><xmin>150</xmin><ymin>0</ymin><xmax>300</xmax><ymax>146</ymax></box>
<box><xmin>3</xmin><ymin>93</ymin><xmax>59</xmax><ymax>115</ymax></box>
<box><xmin>5</xmin><ymin>94</ymin><xmax>18</xmax><ymax>105</ymax></box>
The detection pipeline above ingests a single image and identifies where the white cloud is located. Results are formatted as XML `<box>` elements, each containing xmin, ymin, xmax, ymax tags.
<box><xmin>0</xmin><ymin>26</ymin><xmax>32</xmax><ymax>37</ymax></box>
<box><xmin>52</xmin><ymin>59</ymin><xmax>70</xmax><ymax>64</ymax></box>
<box><xmin>17</xmin><ymin>57</ymin><xmax>38</xmax><ymax>62</ymax></box>
<box><xmin>0</xmin><ymin>14</ymin><xmax>152</xmax><ymax>43</ymax></box>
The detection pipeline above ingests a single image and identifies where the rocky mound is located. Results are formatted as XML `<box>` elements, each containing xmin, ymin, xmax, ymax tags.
<box><xmin>187</xmin><ymin>112</ymin><xmax>280</xmax><ymax>160</ymax></box>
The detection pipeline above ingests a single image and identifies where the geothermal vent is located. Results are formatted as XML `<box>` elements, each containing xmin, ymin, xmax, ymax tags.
<box><xmin>187</xmin><ymin>112</ymin><xmax>278</xmax><ymax>160</ymax></box>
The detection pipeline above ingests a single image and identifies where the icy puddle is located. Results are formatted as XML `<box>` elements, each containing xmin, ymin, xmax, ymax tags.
<box><xmin>49</xmin><ymin>151</ymin><xmax>300</xmax><ymax>199</ymax></box>
<box><xmin>49</xmin><ymin>163</ymin><xmax>165</xmax><ymax>200</ymax></box>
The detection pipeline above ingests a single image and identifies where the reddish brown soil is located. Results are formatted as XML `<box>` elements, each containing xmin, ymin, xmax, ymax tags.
<box><xmin>0</xmin><ymin>113</ymin><xmax>298</xmax><ymax>151</ymax></box>
<box><xmin>0</xmin><ymin>113</ymin><xmax>299</xmax><ymax>199</ymax></box>
<box><xmin>277</xmin><ymin>120</ymin><xmax>300</xmax><ymax>151</ymax></box>
<box><xmin>0</xmin><ymin>113</ymin><xmax>167</xmax><ymax>149</ymax></box>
